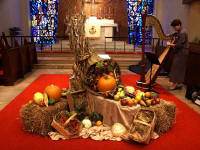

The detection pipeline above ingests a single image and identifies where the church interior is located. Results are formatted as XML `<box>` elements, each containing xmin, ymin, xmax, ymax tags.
<box><xmin>0</xmin><ymin>0</ymin><xmax>200</xmax><ymax>149</ymax></box>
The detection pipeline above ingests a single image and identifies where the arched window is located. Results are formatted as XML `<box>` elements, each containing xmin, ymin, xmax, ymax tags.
<box><xmin>30</xmin><ymin>0</ymin><xmax>59</xmax><ymax>44</ymax></box>
<box><xmin>127</xmin><ymin>0</ymin><xmax>154</xmax><ymax>45</ymax></box>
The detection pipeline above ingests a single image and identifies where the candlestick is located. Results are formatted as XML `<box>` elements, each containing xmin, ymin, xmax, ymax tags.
<box><xmin>104</xmin><ymin>7</ymin><xmax>106</xmax><ymax>19</ymax></box>
<box><xmin>113</xmin><ymin>8</ymin><xmax>114</xmax><ymax>19</ymax></box>
<box><xmin>99</xmin><ymin>8</ymin><xmax>102</xmax><ymax>19</ymax></box>
<box><xmin>108</xmin><ymin>7</ymin><xmax>111</xmax><ymax>19</ymax></box>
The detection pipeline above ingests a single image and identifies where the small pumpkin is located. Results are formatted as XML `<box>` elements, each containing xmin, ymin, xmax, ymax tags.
<box><xmin>97</xmin><ymin>75</ymin><xmax>117</xmax><ymax>92</ymax></box>
<box><xmin>45</xmin><ymin>84</ymin><xmax>61</xmax><ymax>101</ymax></box>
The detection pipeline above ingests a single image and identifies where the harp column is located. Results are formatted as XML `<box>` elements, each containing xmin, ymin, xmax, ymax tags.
<box><xmin>140</xmin><ymin>12</ymin><xmax>147</xmax><ymax>83</ymax></box>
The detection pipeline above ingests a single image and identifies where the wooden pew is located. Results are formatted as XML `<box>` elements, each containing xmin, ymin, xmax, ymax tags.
<box><xmin>0</xmin><ymin>39</ymin><xmax>23</xmax><ymax>85</ymax></box>
<box><xmin>0</xmin><ymin>34</ymin><xmax>37</xmax><ymax>85</ymax></box>
<box><xmin>185</xmin><ymin>43</ymin><xmax>200</xmax><ymax>85</ymax></box>
<box><xmin>24</xmin><ymin>38</ymin><xmax>38</xmax><ymax>64</ymax></box>
<box><xmin>2</xmin><ymin>32</ymin><xmax>11</xmax><ymax>49</ymax></box>
<box><xmin>14</xmin><ymin>38</ymin><xmax>32</xmax><ymax>74</ymax></box>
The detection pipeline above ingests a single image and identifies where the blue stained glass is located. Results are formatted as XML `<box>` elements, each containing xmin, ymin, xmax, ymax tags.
<box><xmin>30</xmin><ymin>0</ymin><xmax>59</xmax><ymax>44</ymax></box>
<box><xmin>127</xmin><ymin>0</ymin><xmax>154</xmax><ymax>45</ymax></box>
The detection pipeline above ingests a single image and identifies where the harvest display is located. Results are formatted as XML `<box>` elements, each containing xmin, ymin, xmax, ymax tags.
<box><xmin>20</xmin><ymin>1</ymin><xmax>176</xmax><ymax>146</ymax></box>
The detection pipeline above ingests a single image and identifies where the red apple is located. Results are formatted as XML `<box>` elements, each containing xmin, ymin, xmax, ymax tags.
<box><xmin>128</xmin><ymin>100</ymin><xmax>135</xmax><ymax>107</ymax></box>
<box><xmin>104</xmin><ymin>92</ymin><xmax>109</xmax><ymax>98</ymax></box>
<box><xmin>121</xmin><ymin>99</ymin><xmax>128</xmax><ymax>106</ymax></box>
<box><xmin>93</xmin><ymin>86</ymin><xmax>97</xmax><ymax>91</ymax></box>
<box><xmin>133</xmin><ymin>91</ymin><xmax>137</xmax><ymax>96</ymax></box>
<box><xmin>39</xmin><ymin>101</ymin><xmax>45</xmax><ymax>107</ymax></box>
<box><xmin>151</xmin><ymin>100</ymin><xmax>156</xmax><ymax>105</ymax></box>
<box><xmin>155</xmin><ymin>98</ymin><xmax>160</xmax><ymax>104</ymax></box>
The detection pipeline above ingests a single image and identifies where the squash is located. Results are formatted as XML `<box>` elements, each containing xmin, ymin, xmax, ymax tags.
<box><xmin>45</xmin><ymin>84</ymin><xmax>61</xmax><ymax>101</ymax></box>
<box><xmin>43</xmin><ymin>92</ymin><xmax>49</xmax><ymax>107</ymax></box>
<box><xmin>111</xmin><ymin>123</ymin><xmax>127</xmax><ymax>137</ymax></box>
<box><xmin>97</xmin><ymin>75</ymin><xmax>117</xmax><ymax>92</ymax></box>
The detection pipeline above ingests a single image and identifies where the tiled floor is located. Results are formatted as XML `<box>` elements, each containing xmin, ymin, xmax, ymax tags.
<box><xmin>0</xmin><ymin>69</ymin><xmax>199</xmax><ymax>114</ymax></box>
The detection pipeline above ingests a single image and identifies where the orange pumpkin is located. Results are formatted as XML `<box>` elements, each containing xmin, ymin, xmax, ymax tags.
<box><xmin>97</xmin><ymin>75</ymin><xmax>117</xmax><ymax>92</ymax></box>
<box><xmin>45</xmin><ymin>84</ymin><xmax>61</xmax><ymax>101</ymax></box>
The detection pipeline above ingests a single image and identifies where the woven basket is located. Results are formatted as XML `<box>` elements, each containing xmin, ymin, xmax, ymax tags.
<box><xmin>129</xmin><ymin>109</ymin><xmax>156</xmax><ymax>144</ymax></box>
<box><xmin>51</xmin><ymin>111</ymin><xmax>82</xmax><ymax>139</ymax></box>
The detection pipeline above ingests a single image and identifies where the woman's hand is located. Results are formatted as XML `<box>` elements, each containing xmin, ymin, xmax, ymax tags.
<box><xmin>167</xmin><ymin>41</ymin><xmax>175</xmax><ymax>47</ymax></box>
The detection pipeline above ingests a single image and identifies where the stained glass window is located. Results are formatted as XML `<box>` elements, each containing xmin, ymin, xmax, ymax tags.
<box><xmin>30</xmin><ymin>0</ymin><xmax>59</xmax><ymax>44</ymax></box>
<box><xmin>127</xmin><ymin>0</ymin><xmax>154</xmax><ymax>45</ymax></box>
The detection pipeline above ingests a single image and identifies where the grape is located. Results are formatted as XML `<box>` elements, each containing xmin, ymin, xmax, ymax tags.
<box><xmin>125</xmin><ymin>92</ymin><xmax>135</xmax><ymax>98</ymax></box>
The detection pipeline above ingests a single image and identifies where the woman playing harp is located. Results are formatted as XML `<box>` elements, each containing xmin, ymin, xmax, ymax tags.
<box><xmin>167</xmin><ymin>19</ymin><xmax>189</xmax><ymax>90</ymax></box>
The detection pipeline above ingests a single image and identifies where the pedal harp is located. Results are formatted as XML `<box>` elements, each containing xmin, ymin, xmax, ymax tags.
<box><xmin>136</xmin><ymin>13</ymin><xmax>175</xmax><ymax>89</ymax></box>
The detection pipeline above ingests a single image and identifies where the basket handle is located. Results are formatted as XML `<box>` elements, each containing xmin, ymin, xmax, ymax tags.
<box><xmin>63</xmin><ymin>113</ymin><xmax>77</xmax><ymax>127</ymax></box>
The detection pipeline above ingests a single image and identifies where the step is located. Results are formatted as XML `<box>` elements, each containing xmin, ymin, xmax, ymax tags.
<box><xmin>110</xmin><ymin>54</ymin><xmax>141</xmax><ymax>58</ymax></box>
<box><xmin>33</xmin><ymin>64</ymin><xmax>130</xmax><ymax>71</ymax></box>
<box><xmin>43</xmin><ymin>48</ymin><xmax>140</xmax><ymax>52</ymax></box>
<box><xmin>37</xmin><ymin>53</ymin><xmax>74</xmax><ymax>57</ymax></box>
<box><xmin>34</xmin><ymin>61</ymin><xmax>138</xmax><ymax>69</ymax></box>
<box><xmin>37</xmin><ymin>56</ymin><xmax>140</xmax><ymax>63</ymax></box>
<box><xmin>33</xmin><ymin>64</ymin><xmax>73</xmax><ymax>69</ymax></box>
<box><xmin>37</xmin><ymin>59</ymin><xmax>140</xmax><ymax>65</ymax></box>
<box><xmin>37</xmin><ymin>57</ymin><xmax>74</xmax><ymax>64</ymax></box>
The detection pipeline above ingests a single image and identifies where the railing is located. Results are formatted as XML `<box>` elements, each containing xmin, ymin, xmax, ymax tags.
<box><xmin>104</xmin><ymin>37</ymin><xmax>164</xmax><ymax>53</ymax></box>
<box><xmin>0</xmin><ymin>35</ymin><xmax>71</xmax><ymax>52</ymax></box>
<box><xmin>1</xmin><ymin>35</ymin><xmax>165</xmax><ymax>53</ymax></box>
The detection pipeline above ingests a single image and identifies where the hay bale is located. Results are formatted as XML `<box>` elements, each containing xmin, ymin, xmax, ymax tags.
<box><xmin>20</xmin><ymin>99</ymin><xmax>67</xmax><ymax>136</ymax></box>
<box><xmin>147</xmin><ymin>99</ymin><xmax>176</xmax><ymax>135</ymax></box>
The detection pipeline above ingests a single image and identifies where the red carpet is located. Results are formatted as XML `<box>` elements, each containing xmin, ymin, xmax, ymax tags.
<box><xmin>106</xmin><ymin>51</ymin><xmax>142</xmax><ymax>54</ymax></box>
<box><xmin>0</xmin><ymin>70</ymin><xmax>3</xmax><ymax>75</ymax></box>
<box><xmin>0</xmin><ymin>74</ymin><xmax>200</xmax><ymax>150</ymax></box>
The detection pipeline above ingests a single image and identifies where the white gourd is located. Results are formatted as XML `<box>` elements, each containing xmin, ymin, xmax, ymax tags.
<box><xmin>111</xmin><ymin>123</ymin><xmax>127</xmax><ymax>137</ymax></box>
<box><xmin>82</xmin><ymin>119</ymin><xmax>92</xmax><ymax>128</ymax></box>
<box><xmin>125</xmin><ymin>86</ymin><xmax>135</xmax><ymax>94</ymax></box>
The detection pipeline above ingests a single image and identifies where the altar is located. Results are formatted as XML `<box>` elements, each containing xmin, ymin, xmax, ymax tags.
<box><xmin>85</xmin><ymin>17</ymin><xmax>118</xmax><ymax>42</ymax></box>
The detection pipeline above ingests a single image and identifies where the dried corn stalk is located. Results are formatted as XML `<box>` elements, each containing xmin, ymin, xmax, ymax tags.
<box><xmin>66</xmin><ymin>0</ymin><xmax>102</xmax><ymax>90</ymax></box>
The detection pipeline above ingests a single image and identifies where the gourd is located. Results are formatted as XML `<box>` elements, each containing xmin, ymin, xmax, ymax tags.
<box><xmin>82</xmin><ymin>119</ymin><xmax>92</xmax><ymax>128</ymax></box>
<box><xmin>125</xmin><ymin>86</ymin><xmax>135</xmax><ymax>94</ymax></box>
<box><xmin>111</xmin><ymin>123</ymin><xmax>127</xmax><ymax>137</ymax></box>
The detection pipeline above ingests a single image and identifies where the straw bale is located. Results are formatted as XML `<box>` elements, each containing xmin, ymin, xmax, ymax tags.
<box><xmin>20</xmin><ymin>99</ymin><xmax>67</xmax><ymax>136</ymax></box>
<box><xmin>147</xmin><ymin>99</ymin><xmax>176</xmax><ymax>135</ymax></box>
